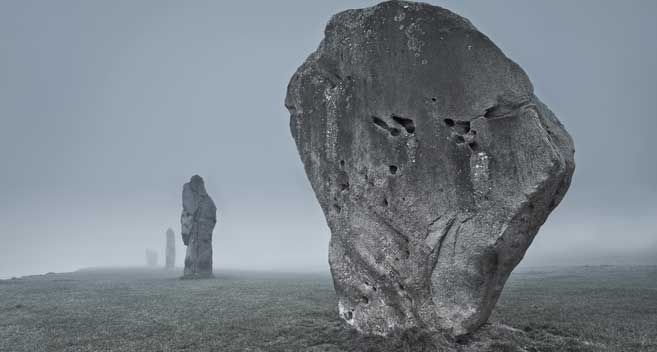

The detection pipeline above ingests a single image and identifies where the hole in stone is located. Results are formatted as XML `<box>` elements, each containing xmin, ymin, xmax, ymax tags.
<box><xmin>471</xmin><ymin>130</ymin><xmax>477</xmax><ymax>135</ymax></box>
<box><xmin>340</xmin><ymin>160</ymin><xmax>345</xmax><ymax>167</ymax></box>
<box><xmin>337</xmin><ymin>171</ymin><xmax>350</xmax><ymax>191</ymax></box>
<box><xmin>373</xmin><ymin>116</ymin><xmax>402</xmax><ymax>137</ymax></box>
<box><xmin>382</xmin><ymin>197</ymin><xmax>389</xmax><ymax>207</ymax></box>
<box><xmin>454</xmin><ymin>121</ymin><xmax>471</xmax><ymax>134</ymax></box>
<box><xmin>444</xmin><ymin>118</ymin><xmax>454</xmax><ymax>127</ymax></box>
<box><xmin>389</xmin><ymin>165</ymin><xmax>398</xmax><ymax>175</ymax></box>
<box><xmin>391</xmin><ymin>115</ymin><xmax>415</xmax><ymax>134</ymax></box>
<box><xmin>333</xmin><ymin>204</ymin><xmax>342</xmax><ymax>213</ymax></box>
<box><xmin>362</xmin><ymin>296</ymin><xmax>369</xmax><ymax>304</ymax></box>
<box><xmin>468</xmin><ymin>141</ymin><xmax>479</xmax><ymax>151</ymax></box>
<box><xmin>431</xmin><ymin>97</ymin><xmax>437</xmax><ymax>102</ymax></box>
<box><xmin>405</xmin><ymin>250</ymin><xmax>411</xmax><ymax>258</ymax></box>
<box><xmin>345</xmin><ymin>311</ymin><xmax>353</xmax><ymax>320</ymax></box>
<box><xmin>528</xmin><ymin>203</ymin><xmax>535</xmax><ymax>210</ymax></box>
<box><xmin>454</xmin><ymin>135</ymin><xmax>466</xmax><ymax>144</ymax></box>
<box><xmin>372</xmin><ymin>286</ymin><xmax>378</xmax><ymax>292</ymax></box>
<box><xmin>372</xmin><ymin>116</ymin><xmax>389</xmax><ymax>130</ymax></box>
<box><xmin>399</xmin><ymin>283</ymin><xmax>405</xmax><ymax>291</ymax></box>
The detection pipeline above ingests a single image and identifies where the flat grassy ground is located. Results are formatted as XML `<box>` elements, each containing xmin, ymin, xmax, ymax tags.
<box><xmin>0</xmin><ymin>266</ymin><xmax>655</xmax><ymax>352</ymax></box>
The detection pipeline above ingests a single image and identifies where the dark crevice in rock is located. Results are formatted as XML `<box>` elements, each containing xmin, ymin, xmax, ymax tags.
<box><xmin>372</xmin><ymin>116</ymin><xmax>401</xmax><ymax>136</ymax></box>
<box><xmin>337</xmin><ymin>171</ymin><xmax>350</xmax><ymax>191</ymax></box>
<box><xmin>484</xmin><ymin>105</ymin><xmax>501</xmax><ymax>119</ymax></box>
<box><xmin>372</xmin><ymin>116</ymin><xmax>389</xmax><ymax>129</ymax></box>
<box><xmin>443</xmin><ymin>118</ymin><xmax>455</xmax><ymax>127</ymax></box>
<box><xmin>391</xmin><ymin>115</ymin><xmax>416</xmax><ymax>134</ymax></box>
<box><xmin>484</xmin><ymin>101</ymin><xmax>535</xmax><ymax>120</ymax></box>
<box><xmin>468</xmin><ymin>141</ymin><xmax>479</xmax><ymax>151</ymax></box>
<box><xmin>389</xmin><ymin>165</ymin><xmax>398</xmax><ymax>175</ymax></box>
<box><xmin>454</xmin><ymin>121</ymin><xmax>471</xmax><ymax>134</ymax></box>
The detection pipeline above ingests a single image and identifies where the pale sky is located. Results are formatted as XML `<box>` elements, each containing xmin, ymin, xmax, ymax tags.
<box><xmin>1</xmin><ymin>0</ymin><xmax>655</xmax><ymax>278</ymax></box>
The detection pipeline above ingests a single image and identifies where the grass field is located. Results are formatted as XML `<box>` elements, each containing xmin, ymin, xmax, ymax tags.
<box><xmin>0</xmin><ymin>266</ymin><xmax>655</xmax><ymax>351</ymax></box>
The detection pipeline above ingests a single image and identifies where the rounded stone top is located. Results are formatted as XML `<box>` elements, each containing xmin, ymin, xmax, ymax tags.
<box><xmin>189</xmin><ymin>175</ymin><xmax>207</xmax><ymax>194</ymax></box>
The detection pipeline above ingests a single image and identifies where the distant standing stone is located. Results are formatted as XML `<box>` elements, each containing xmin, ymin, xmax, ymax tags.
<box><xmin>165</xmin><ymin>228</ymin><xmax>176</xmax><ymax>269</ymax></box>
<box><xmin>285</xmin><ymin>0</ymin><xmax>574</xmax><ymax>339</ymax></box>
<box><xmin>181</xmin><ymin>175</ymin><xmax>217</xmax><ymax>278</ymax></box>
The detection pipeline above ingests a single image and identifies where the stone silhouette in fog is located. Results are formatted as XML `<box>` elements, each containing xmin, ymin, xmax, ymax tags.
<box><xmin>165</xmin><ymin>228</ymin><xmax>176</xmax><ymax>269</ymax></box>
<box><xmin>285</xmin><ymin>1</ymin><xmax>574</xmax><ymax>338</ymax></box>
<box><xmin>145</xmin><ymin>249</ymin><xmax>158</xmax><ymax>267</ymax></box>
<box><xmin>181</xmin><ymin>175</ymin><xmax>217</xmax><ymax>278</ymax></box>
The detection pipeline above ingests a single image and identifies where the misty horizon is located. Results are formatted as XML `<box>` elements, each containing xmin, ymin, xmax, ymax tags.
<box><xmin>1</xmin><ymin>0</ymin><xmax>656</xmax><ymax>279</ymax></box>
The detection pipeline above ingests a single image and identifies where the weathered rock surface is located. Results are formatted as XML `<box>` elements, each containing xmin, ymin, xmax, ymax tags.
<box><xmin>165</xmin><ymin>228</ymin><xmax>176</xmax><ymax>269</ymax></box>
<box><xmin>285</xmin><ymin>0</ymin><xmax>574</xmax><ymax>338</ymax></box>
<box><xmin>181</xmin><ymin>175</ymin><xmax>216</xmax><ymax>278</ymax></box>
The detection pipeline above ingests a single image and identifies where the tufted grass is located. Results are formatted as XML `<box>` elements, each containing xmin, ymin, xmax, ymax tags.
<box><xmin>0</xmin><ymin>265</ymin><xmax>655</xmax><ymax>351</ymax></box>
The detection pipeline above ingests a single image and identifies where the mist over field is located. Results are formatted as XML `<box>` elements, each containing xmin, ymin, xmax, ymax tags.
<box><xmin>1</xmin><ymin>0</ymin><xmax>656</xmax><ymax>279</ymax></box>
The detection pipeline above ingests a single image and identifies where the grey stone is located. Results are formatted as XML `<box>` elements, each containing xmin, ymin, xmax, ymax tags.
<box><xmin>165</xmin><ymin>228</ymin><xmax>176</xmax><ymax>269</ymax></box>
<box><xmin>181</xmin><ymin>175</ymin><xmax>216</xmax><ymax>278</ymax></box>
<box><xmin>285</xmin><ymin>0</ymin><xmax>574</xmax><ymax>338</ymax></box>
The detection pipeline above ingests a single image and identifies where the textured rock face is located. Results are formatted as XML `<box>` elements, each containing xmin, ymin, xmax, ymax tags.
<box><xmin>165</xmin><ymin>228</ymin><xmax>176</xmax><ymax>269</ymax></box>
<box><xmin>181</xmin><ymin>175</ymin><xmax>216</xmax><ymax>278</ymax></box>
<box><xmin>285</xmin><ymin>1</ymin><xmax>574</xmax><ymax>338</ymax></box>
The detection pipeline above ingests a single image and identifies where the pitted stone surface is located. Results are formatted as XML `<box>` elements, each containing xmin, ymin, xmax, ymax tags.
<box><xmin>285</xmin><ymin>0</ymin><xmax>574</xmax><ymax>337</ymax></box>
<box><xmin>181</xmin><ymin>175</ymin><xmax>216</xmax><ymax>278</ymax></box>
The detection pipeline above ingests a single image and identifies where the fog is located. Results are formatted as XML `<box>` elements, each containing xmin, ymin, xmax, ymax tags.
<box><xmin>1</xmin><ymin>0</ymin><xmax>655</xmax><ymax>279</ymax></box>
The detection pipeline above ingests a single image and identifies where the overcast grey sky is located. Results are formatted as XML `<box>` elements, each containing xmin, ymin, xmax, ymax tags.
<box><xmin>1</xmin><ymin>0</ymin><xmax>655</xmax><ymax>278</ymax></box>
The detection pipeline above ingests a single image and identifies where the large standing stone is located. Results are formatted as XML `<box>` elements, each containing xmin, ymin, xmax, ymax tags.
<box><xmin>165</xmin><ymin>228</ymin><xmax>176</xmax><ymax>269</ymax></box>
<box><xmin>181</xmin><ymin>175</ymin><xmax>217</xmax><ymax>278</ymax></box>
<box><xmin>285</xmin><ymin>1</ymin><xmax>575</xmax><ymax>338</ymax></box>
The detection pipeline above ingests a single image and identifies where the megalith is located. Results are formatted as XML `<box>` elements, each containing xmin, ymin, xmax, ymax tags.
<box><xmin>285</xmin><ymin>1</ymin><xmax>575</xmax><ymax>338</ymax></box>
<box><xmin>165</xmin><ymin>228</ymin><xmax>176</xmax><ymax>269</ymax></box>
<box><xmin>181</xmin><ymin>175</ymin><xmax>217</xmax><ymax>278</ymax></box>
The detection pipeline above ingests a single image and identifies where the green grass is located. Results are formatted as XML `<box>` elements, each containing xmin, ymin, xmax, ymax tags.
<box><xmin>0</xmin><ymin>266</ymin><xmax>655</xmax><ymax>351</ymax></box>
<box><xmin>492</xmin><ymin>266</ymin><xmax>657</xmax><ymax>352</ymax></box>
